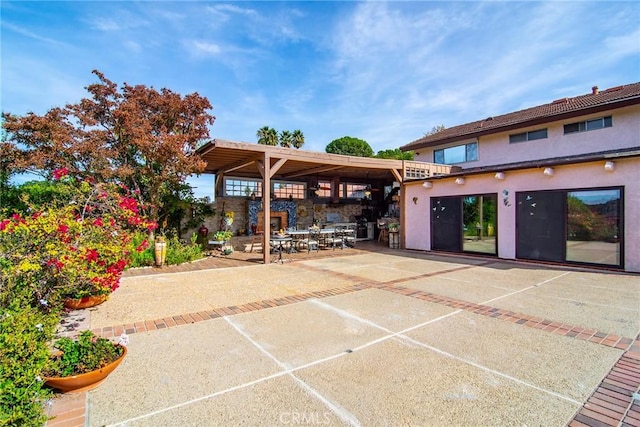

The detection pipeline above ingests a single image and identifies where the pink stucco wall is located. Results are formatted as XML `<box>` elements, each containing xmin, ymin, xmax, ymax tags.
<box><xmin>403</xmin><ymin>157</ymin><xmax>640</xmax><ymax>273</ymax></box>
<box><xmin>414</xmin><ymin>105</ymin><xmax>640</xmax><ymax>167</ymax></box>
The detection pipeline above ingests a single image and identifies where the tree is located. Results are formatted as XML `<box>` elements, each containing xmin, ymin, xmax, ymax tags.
<box><xmin>292</xmin><ymin>129</ymin><xmax>305</xmax><ymax>149</ymax></box>
<box><xmin>1</xmin><ymin>70</ymin><xmax>215</xmax><ymax>226</ymax></box>
<box><xmin>256</xmin><ymin>126</ymin><xmax>278</xmax><ymax>146</ymax></box>
<box><xmin>279</xmin><ymin>130</ymin><xmax>293</xmax><ymax>148</ymax></box>
<box><xmin>425</xmin><ymin>124</ymin><xmax>446</xmax><ymax>136</ymax></box>
<box><xmin>325</xmin><ymin>136</ymin><xmax>374</xmax><ymax>157</ymax></box>
<box><xmin>375</xmin><ymin>148</ymin><xmax>414</xmax><ymax>160</ymax></box>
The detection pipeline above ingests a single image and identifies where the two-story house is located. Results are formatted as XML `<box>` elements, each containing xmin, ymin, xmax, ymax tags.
<box><xmin>400</xmin><ymin>83</ymin><xmax>640</xmax><ymax>273</ymax></box>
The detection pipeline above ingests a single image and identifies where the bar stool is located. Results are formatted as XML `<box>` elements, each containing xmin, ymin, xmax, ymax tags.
<box><xmin>377</xmin><ymin>221</ymin><xmax>388</xmax><ymax>244</ymax></box>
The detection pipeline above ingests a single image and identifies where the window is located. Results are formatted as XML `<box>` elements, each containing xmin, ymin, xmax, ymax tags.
<box><xmin>273</xmin><ymin>181</ymin><xmax>306</xmax><ymax>199</ymax></box>
<box><xmin>344</xmin><ymin>183</ymin><xmax>368</xmax><ymax>199</ymax></box>
<box><xmin>434</xmin><ymin>142</ymin><xmax>478</xmax><ymax>164</ymax></box>
<box><xmin>509</xmin><ymin>128</ymin><xmax>548</xmax><ymax>143</ymax></box>
<box><xmin>224</xmin><ymin>178</ymin><xmax>262</xmax><ymax>197</ymax></box>
<box><xmin>564</xmin><ymin>116</ymin><xmax>612</xmax><ymax>134</ymax></box>
<box><xmin>314</xmin><ymin>181</ymin><xmax>331</xmax><ymax>198</ymax></box>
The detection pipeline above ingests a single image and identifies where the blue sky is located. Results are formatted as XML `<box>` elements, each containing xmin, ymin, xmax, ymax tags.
<box><xmin>2</xmin><ymin>1</ymin><xmax>639</xmax><ymax>194</ymax></box>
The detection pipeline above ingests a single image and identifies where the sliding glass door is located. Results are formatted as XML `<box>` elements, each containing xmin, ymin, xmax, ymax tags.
<box><xmin>431</xmin><ymin>194</ymin><xmax>497</xmax><ymax>255</ymax></box>
<box><xmin>566</xmin><ymin>189</ymin><xmax>621</xmax><ymax>265</ymax></box>
<box><xmin>516</xmin><ymin>187</ymin><xmax>623</xmax><ymax>268</ymax></box>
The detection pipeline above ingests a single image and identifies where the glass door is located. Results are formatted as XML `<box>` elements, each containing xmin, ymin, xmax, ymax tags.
<box><xmin>462</xmin><ymin>195</ymin><xmax>497</xmax><ymax>255</ymax></box>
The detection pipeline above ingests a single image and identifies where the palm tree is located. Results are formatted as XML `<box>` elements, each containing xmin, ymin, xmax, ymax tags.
<box><xmin>279</xmin><ymin>130</ymin><xmax>293</xmax><ymax>148</ymax></box>
<box><xmin>292</xmin><ymin>129</ymin><xmax>305</xmax><ymax>149</ymax></box>
<box><xmin>256</xmin><ymin>126</ymin><xmax>278</xmax><ymax>146</ymax></box>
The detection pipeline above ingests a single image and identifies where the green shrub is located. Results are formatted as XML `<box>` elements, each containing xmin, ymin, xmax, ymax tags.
<box><xmin>0</xmin><ymin>293</ymin><xmax>58</xmax><ymax>426</ymax></box>
<box><xmin>127</xmin><ymin>232</ymin><xmax>204</xmax><ymax>268</ymax></box>
<box><xmin>164</xmin><ymin>234</ymin><xmax>204</xmax><ymax>265</ymax></box>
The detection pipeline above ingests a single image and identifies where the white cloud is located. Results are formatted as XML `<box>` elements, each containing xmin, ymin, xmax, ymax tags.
<box><xmin>1</xmin><ymin>21</ymin><xmax>67</xmax><ymax>46</ymax></box>
<box><xmin>190</xmin><ymin>40</ymin><xmax>222</xmax><ymax>56</ymax></box>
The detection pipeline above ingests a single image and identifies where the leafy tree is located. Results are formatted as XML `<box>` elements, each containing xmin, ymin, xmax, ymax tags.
<box><xmin>1</xmin><ymin>70</ymin><xmax>215</xmax><ymax>226</ymax></box>
<box><xmin>375</xmin><ymin>148</ymin><xmax>414</xmax><ymax>160</ymax></box>
<box><xmin>325</xmin><ymin>136</ymin><xmax>374</xmax><ymax>157</ymax></box>
<box><xmin>425</xmin><ymin>124</ymin><xmax>446</xmax><ymax>136</ymax></box>
<box><xmin>256</xmin><ymin>126</ymin><xmax>278</xmax><ymax>146</ymax></box>
<box><xmin>292</xmin><ymin>129</ymin><xmax>305</xmax><ymax>149</ymax></box>
<box><xmin>279</xmin><ymin>130</ymin><xmax>293</xmax><ymax>148</ymax></box>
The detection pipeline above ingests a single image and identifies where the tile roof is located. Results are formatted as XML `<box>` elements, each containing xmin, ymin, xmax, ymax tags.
<box><xmin>401</xmin><ymin>82</ymin><xmax>640</xmax><ymax>151</ymax></box>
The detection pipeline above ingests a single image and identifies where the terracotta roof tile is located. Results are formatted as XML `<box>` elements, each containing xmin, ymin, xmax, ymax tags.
<box><xmin>402</xmin><ymin>82</ymin><xmax>640</xmax><ymax>151</ymax></box>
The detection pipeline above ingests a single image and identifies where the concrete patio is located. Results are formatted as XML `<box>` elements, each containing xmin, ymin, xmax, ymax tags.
<box><xmin>46</xmin><ymin>243</ymin><xmax>640</xmax><ymax>426</ymax></box>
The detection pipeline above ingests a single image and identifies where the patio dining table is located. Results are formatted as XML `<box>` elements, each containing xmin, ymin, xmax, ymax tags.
<box><xmin>269</xmin><ymin>235</ymin><xmax>293</xmax><ymax>263</ymax></box>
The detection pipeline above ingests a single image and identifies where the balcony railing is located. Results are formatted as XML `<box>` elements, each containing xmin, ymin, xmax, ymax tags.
<box><xmin>403</xmin><ymin>161</ymin><xmax>457</xmax><ymax>180</ymax></box>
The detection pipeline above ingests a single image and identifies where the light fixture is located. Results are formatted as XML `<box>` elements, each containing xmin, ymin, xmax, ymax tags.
<box><xmin>604</xmin><ymin>161</ymin><xmax>615</xmax><ymax>172</ymax></box>
<box><xmin>455</xmin><ymin>177</ymin><xmax>465</xmax><ymax>185</ymax></box>
<box><xmin>364</xmin><ymin>185</ymin><xmax>372</xmax><ymax>198</ymax></box>
<box><xmin>422</xmin><ymin>181</ymin><xmax>433</xmax><ymax>189</ymax></box>
<box><xmin>494</xmin><ymin>172</ymin><xmax>505</xmax><ymax>180</ymax></box>
<box><xmin>543</xmin><ymin>167</ymin><xmax>554</xmax><ymax>176</ymax></box>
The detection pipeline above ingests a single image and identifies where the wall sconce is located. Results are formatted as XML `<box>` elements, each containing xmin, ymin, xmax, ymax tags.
<box><xmin>422</xmin><ymin>181</ymin><xmax>433</xmax><ymax>189</ymax></box>
<box><xmin>604</xmin><ymin>161</ymin><xmax>615</xmax><ymax>172</ymax></box>
<box><xmin>494</xmin><ymin>172</ymin><xmax>505</xmax><ymax>180</ymax></box>
<box><xmin>412</xmin><ymin>196</ymin><xmax>418</xmax><ymax>205</ymax></box>
<box><xmin>543</xmin><ymin>167</ymin><xmax>554</xmax><ymax>176</ymax></box>
<box><xmin>455</xmin><ymin>177</ymin><xmax>465</xmax><ymax>185</ymax></box>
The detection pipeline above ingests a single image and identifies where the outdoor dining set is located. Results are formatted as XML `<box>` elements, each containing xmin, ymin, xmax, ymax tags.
<box><xmin>269</xmin><ymin>226</ymin><xmax>357</xmax><ymax>262</ymax></box>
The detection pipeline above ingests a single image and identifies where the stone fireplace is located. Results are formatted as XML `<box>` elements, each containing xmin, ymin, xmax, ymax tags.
<box><xmin>248</xmin><ymin>201</ymin><xmax>297</xmax><ymax>234</ymax></box>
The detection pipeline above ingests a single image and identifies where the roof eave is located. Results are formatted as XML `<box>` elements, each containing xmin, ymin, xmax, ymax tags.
<box><xmin>401</xmin><ymin>96</ymin><xmax>640</xmax><ymax>152</ymax></box>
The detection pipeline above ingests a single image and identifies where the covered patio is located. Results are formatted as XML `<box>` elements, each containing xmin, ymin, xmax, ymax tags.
<box><xmin>196</xmin><ymin>139</ymin><xmax>456</xmax><ymax>264</ymax></box>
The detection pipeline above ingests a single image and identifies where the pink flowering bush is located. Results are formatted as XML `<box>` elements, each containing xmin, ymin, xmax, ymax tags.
<box><xmin>0</xmin><ymin>170</ymin><xmax>156</xmax><ymax>309</ymax></box>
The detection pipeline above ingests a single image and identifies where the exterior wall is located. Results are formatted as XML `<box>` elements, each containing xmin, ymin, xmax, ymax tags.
<box><xmin>414</xmin><ymin>105</ymin><xmax>640</xmax><ymax>167</ymax></box>
<box><xmin>403</xmin><ymin>156</ymin><xmax>640</xmax><ymax>273</ymax></box>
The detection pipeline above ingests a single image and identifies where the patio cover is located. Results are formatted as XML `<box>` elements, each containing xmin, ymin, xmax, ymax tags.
<box><xmin>196</xmin><ymin>139</ymin><xmax>408</xmax><ymax>264</ymax></box>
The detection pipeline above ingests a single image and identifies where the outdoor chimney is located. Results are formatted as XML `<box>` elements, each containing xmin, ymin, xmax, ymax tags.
<box><xmin>592</xmin><ymin>86</ymin><xmax>599</xmax><ymax>94</ymax></box>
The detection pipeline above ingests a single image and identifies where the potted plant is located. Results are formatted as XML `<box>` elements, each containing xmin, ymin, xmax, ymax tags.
<box><xmin>213</xmin><ymin>230</ymin><xmax>233</xmax><ymax>242</ymax></box>
<box><xmin>42</xmin><ymin>331</ymin><xmax>128</xmax><ymax>393</ymax></box>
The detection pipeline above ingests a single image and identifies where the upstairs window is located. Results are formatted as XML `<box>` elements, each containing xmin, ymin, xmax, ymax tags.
<box><xmin>509</xmin><ymin>128</ymin><xmax>548</xmax><ymax>143</ymax></box>
<box><xmin>434</xmin><ymin>142</ymin><xmax>478</xmax><ymax>164</ymax></box>
<box><xmin>564</xmin><ymin>116</ymin><xmax>612</xmax><ymax>134</ymax></box>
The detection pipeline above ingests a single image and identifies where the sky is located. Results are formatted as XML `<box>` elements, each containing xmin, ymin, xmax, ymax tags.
<box><xmin>1</xmin><ymin>1</ymin><xmax>639</xmax><ymax>194</ymax></box>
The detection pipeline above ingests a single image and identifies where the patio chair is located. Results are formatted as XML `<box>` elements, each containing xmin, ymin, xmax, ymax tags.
<box><xmin>302</xmin><ymin>228</ymin><xmax>320</xmax><ymax>252</ymax></box>
<box><xmin>325</xmin><ymin>227</ymin><xmax>346</xmax><ymax>250</ymax></box>
<box><xmin>344</xmin><ymin>225</ymin><xmax>356</xmax><ymax>248</ymax></box>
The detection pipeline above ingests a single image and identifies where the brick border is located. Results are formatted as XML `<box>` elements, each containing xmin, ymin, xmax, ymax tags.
<box><xmin>569</xmin><ymin>347</ymin><xmax>640</xmax><ymax>426</ymax></box>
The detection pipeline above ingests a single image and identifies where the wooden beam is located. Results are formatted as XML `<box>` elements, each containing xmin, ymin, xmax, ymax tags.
<box><xmin>262</xmin><ymin>153</ymin><xmax>271</xmax><ymax>265</ymax></box>
<box><xmin>255</xmin><ymin>161</ymin><xmax>265</xmax><ymax>179</ymax></box>
<box><xmin>269</xmin><ymin>158</ymin><xmax>288</xmax><ymax>178</ymax></box>
<box><xmin>283</xmin><ymin>165</ymin><xmax>343</xmax><ymax>179</ymax></box>
<box><xmin>219</xmin><ymin>154</ymin><xmax>262</xmax><ymax>175</ymax></box>
<box><xmin>391</xmin><ymin>168</ymin><xmax>403</xmax><ymax>183</ymax></box>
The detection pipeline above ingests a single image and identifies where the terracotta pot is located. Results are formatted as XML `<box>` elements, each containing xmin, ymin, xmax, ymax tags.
<box><xmin>63</xmin><ymin>294</ymin><xmax>109</xmax><ymax>310</ymax></box>
<box><xmin>43</xmin><ymin>345</ymin><xmax>127</xmax><ymax>393</ymax></box>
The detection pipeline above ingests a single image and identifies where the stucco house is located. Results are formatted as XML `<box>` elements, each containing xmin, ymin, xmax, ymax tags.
<box><xmin>400</xmin><ymin>83</ymin><xmax>640</xmax><ymax>273</ymax></box>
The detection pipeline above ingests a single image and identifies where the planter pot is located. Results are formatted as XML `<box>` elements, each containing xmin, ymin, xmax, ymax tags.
<box><xmin>64</xmin><ymin>294</ymin><xmax>109</xmax><ymax>310</ymax></box>
<box><xmin>154</xmin><ymin>241</ymin><xmax>167</xmax><ymax>267</ymax></box>
<box><xmin>43</xmin><ymin>345</ymin><xmax>127</xmax><ymax>393</ymax></box>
